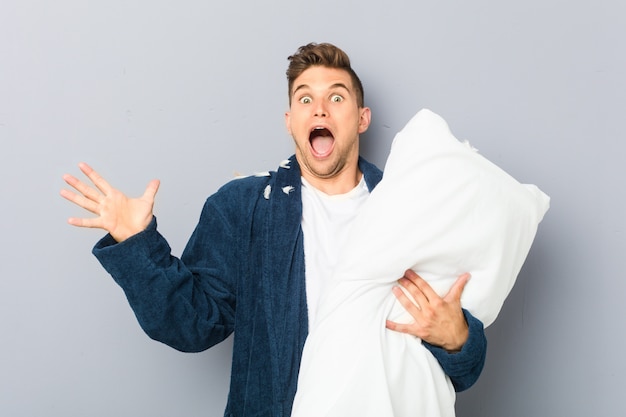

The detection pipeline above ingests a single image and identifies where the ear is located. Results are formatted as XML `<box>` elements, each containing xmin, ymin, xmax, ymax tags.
<box><xmin>358</xmin><ymin>107</ymin><xmax>371</xmax><ymax>134</ymax></box>
<box><xmin>285</xmin><ymin>111</ymin><xmax>292</xmax><ymax>135</ymax></box>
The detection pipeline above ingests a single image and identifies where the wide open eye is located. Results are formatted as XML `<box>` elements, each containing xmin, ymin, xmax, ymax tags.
<box><xmin>331</xmin><ymin>94</ymin><xmax>344</xmax><ymax>103</ymax></box>
<box><xmin>299</xmin><ymin>96</ymin><xmax>312</xmax><ymax>104</ymax></box>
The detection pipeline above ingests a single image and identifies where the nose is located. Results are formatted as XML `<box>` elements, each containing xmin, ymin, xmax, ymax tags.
<box><xmin>314</xmin><ymin>101</ymin><xmax>328</xmax><ymax>117</ymax></box>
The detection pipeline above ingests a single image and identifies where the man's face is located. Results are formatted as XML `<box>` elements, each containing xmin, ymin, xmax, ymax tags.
<box><xmin>285</xmin><ymin>66</ymin><xmax>370</xmax><ymax>191</ymax></box>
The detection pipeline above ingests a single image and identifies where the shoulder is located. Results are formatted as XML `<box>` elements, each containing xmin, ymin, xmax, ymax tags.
<box><xmin>203</xmin><ymin>173</ymin><xmax>273</xmax><ymax>219</ymax></box>
<box><xmin>204</xmin><ymin>156</ymin><xmax>300</xmax><ymax>213</ymax></box>
<box><xmin>219</xmin><ymin>172</ymin><xmax>273</xmax><ymax>196</ymax></box>
<box><xmin>359</xmin><ymin>157</ymin><xmax>384</xmax><ymax>191</ymax></box>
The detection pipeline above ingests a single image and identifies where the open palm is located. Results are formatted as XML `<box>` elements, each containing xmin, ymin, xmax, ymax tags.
<box><xmin>61</xmin><ymin>162</ymin><xmax>160</xmax><ymax>242</ymax></box>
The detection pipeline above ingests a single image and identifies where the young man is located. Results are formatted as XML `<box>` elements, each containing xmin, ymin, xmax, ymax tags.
<box><xmin>61</xmin><ymin>43</ymin><xmax>486</xmax><ymax>416</ymax></box>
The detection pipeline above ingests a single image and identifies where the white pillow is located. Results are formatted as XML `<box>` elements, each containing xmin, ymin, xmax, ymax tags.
<box><xmin>292</xmin><ymin>109</ymin><xmax>550</xmax><ymax>417</ymax></box>
<box><xmin>337</xmin><ymin>108</ymin><xmax>550</xmax><ymax>327</ymax></box>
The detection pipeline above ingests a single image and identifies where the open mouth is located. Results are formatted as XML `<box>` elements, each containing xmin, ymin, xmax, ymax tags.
<box><xmin>309</xmin><ymin>127</ymin><xmax>335</xmax><ymax>157</ymax></box>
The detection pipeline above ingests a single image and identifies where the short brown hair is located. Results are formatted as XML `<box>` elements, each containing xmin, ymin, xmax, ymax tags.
<box><xmin>286</xmin><ymin>42</ymin><xmax>365</xmax><ymax>108</ymax></box>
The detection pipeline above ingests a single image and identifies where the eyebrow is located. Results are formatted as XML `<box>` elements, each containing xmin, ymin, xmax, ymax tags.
<box><xmin>292</xmin><ymin>82</ymin><xmax>351</xmax><ymax>97</ymax></box>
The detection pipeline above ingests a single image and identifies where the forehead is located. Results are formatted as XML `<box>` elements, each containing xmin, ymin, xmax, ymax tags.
<box><xmin>292</xmin><ymin>66</ymin><xmax>354</xmax><ymax>94</ymax></box>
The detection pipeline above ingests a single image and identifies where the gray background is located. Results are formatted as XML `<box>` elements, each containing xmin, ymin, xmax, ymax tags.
<box><xmin>1</xmin><ymin>0</ymin><xmax>624</xmax><ymax>416</ymax></box>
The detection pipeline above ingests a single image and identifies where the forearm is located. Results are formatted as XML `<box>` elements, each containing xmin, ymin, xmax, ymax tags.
<box><xmin>93</xmin><ymin>217</ymin><xmax>236</xmax><ymax>352</ymax></box>
<box><xmin>423</xmin><ymin>309</ymin><xmax>487</xmax><ymax>392</ymax></box>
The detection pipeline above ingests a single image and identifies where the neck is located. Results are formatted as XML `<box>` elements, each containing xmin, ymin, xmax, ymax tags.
<box><xmin>301</xmin><ymin>167</ymin><xmax>362</xmax><ymax>195</ymax></box>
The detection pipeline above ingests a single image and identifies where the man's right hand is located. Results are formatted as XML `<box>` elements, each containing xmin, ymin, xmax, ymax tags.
<box><xmin>60</xmin><ymin>162</ymin><xmax>160</xmax><ymax>242</ymax></box>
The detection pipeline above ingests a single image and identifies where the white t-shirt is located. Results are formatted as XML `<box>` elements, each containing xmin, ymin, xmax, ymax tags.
<box><xmin>300</xmin><ymin>175</ymin><xmax>369</xmax><ymax>328</ymax></box>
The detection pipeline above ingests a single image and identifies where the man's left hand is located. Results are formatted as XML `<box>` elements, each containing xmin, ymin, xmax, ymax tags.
<box><xmin>386</xmin><ymin>269</ymin><xmax>470</xmax><ymax>352</ymax></box>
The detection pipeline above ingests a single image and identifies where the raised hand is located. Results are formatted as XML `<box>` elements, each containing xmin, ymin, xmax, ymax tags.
<box><xmin>386</xmin><ymin>269</ymin><xmax>471</xmax><ymax>352</ymax></box>
<box><xmin>60</xmin><ymin>162</ymin><xmax>160</xmax><ymax>242</ymax></box>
